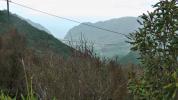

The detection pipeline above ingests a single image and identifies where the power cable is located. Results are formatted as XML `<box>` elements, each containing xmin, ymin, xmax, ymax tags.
<box><xmin>8</xmin><ymin>0</ymin><xmax>127</xmax><ymax>37</ymax></box>
<box><xmin>0</xmin><ymin>0</ymin><xmax>129</xmax><ymax>45</ymax></box>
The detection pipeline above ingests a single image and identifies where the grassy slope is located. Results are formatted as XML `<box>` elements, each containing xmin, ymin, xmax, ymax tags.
<box><xmin>0</xmin><ymin>11</ymin><xmax>72</xmax><ymax>57</ymax></box>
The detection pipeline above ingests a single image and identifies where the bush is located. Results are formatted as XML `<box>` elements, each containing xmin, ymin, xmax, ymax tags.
<box><xmin>0</xmin><ymin>28</ymin><xmax>27</xmax><ymax>97</ymax></box>
<box><xmin>128</xmin><ymin>0</ymin><xmax>178</xmax><ymax>99</ymax></box>
<box><xmin>24</xmin><ymin>43</ymin><xmax>130</xmax><ymax>100</ymax></box>
<box><xmin>0</xmin><ymin>28</ymin><xmax>137</xmax><ymax>100</ymax></box>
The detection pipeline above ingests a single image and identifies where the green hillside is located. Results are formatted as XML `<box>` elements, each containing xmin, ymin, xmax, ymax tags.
<box><xmin>119</xmin><ymin>51</ymin><xmax>140</xmax><ymax>64</ymax></box>
<box><xmin>0</xmin><ymin>10</ymin><xmax>72</xmax><ymax>57</ymax></box>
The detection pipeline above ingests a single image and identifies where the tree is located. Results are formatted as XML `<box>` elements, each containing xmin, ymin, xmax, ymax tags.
<box><xmin>128</xmin><ymin>0</ymin><xmax>178</xmax><ymax>99</ymax></box>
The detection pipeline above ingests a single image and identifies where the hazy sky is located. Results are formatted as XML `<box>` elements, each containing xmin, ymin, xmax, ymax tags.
<box><xmin>0</xmin><ymin>0</ymin><xmax>159</xmax><ymax>39</ymax></box>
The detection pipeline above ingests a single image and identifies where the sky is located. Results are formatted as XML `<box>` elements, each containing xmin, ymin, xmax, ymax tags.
<box><xmin>0</xmin><ymin>0</ymin><xmax>159</xmax><ymax>39</ymax></box>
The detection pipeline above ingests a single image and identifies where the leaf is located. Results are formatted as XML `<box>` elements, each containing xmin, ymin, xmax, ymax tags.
<box><xmin>172</xmin><ymin>72</ymin><xmax>177</xmax><ymax>79</ymax></box>
<box><xmin>21</xmin><ymin>94</ymin><xmax>25</xmax><ymax>100</ymax></box>
<box><xmin>137</xmin><ymin>19</ymin><xmax>143</xmax><ymax>25</ymax></box>
<box><xmin>172</xmin><ymin>90</ymin><xmax>177</xmax><ymax>98</ymax></box>
<box><xmin>164</xmin><ymin>83</ymin><xmax>173</xmax><ymax>89</ymax></box>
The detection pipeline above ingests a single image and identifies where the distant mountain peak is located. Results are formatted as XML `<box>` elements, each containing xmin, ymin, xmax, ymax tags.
<box><xmin>65</xmin><ymin>16</ymin><xmax>140</xmax><ymax>58</ymax></box>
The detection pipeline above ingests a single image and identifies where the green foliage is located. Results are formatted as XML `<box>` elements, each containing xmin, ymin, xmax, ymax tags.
<box><xmin>128</xmin><ymin>0</ymin><xmax>178</xmax><ymax>99</ymax></box>
<box><xmin>163</xmin><ymin>71</ymin><xmax>178</xmax><ymax>99</ymax></box>
<box><xmin>0</xmin><ymin>91</ymin><xmax>16</xmax><ymax>100</ymax></box>
<box><xmin>0</xmin><ymin>79</ymin><xmax>38</xmax><ymax>100</ymax></box>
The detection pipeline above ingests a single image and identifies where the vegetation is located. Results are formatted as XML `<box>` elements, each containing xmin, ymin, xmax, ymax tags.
<box><xmin>1</xmin><ymin>0</ymin><xmax>178</xmax><ymax>100</ymax></box>
<box><xmin>0</xmin><ymin>27</ymin><xmax>137</xmax><ymax>99</ymax></box>
<box><xmin>128</xmin><ymin>0</ymin><xmax>178</xmax><ymax>99</ymax></box>
<box><xmin>0</xmin><ymin>11</ymin><xmax>72</xmax><ymax>57</ymax></box>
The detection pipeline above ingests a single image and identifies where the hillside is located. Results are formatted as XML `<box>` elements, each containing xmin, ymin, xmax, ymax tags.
<box><xmin>0</xmin><ymin>10</ymin><xmax>72</xmax><ymax>57</ymax></box>
<box><xmin>65</xmin><ymin>17</ymin><xmax>140</xmax><ymax>60</ymax></box>
<box><xmin>119</xmin><ymin>51</ymin><xmax>140</xmax><ymax>64</ymax></box>
<box><xmin>25</xmin><ymin>19</ymin><xmax>51</xmax><ymax>34</ymax></box>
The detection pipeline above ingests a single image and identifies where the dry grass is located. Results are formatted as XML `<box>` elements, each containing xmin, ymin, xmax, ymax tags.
<box><xmin>0</xmin><ymin>29</ymin><xmax>139</xmax><ymax>100</ymax></box>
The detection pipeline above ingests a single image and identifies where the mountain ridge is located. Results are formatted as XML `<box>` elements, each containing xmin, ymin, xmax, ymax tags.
<box><xmin>65</xmin><ymin>17</ymin><xmax>140</xmax><ymax>58</ymax></box>
<box><xmin>0</xmin><ymin>10</ymin><xmax>72</xmax><ymax>57</ymax></box>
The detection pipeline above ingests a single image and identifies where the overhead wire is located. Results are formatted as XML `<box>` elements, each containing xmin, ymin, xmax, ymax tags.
<box><xmin>0</xmin><ymin>0</ymin><xmax>129</xmax><ymax>45</ymax></box>
<box><xmin>0</xmin><ymin>0</ymin><xmax>129</xmax><ymax>87</ymax></box>
<box><xmin>7</xmin><ymin>0</ymin><xmax>127</xmax><ymax>37</ymax></box>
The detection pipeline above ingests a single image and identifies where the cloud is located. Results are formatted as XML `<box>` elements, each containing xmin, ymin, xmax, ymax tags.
<box><xmin>8</xmin><ymin>0</ymin><xmax>159</xmax><ymax>17</ymax></box>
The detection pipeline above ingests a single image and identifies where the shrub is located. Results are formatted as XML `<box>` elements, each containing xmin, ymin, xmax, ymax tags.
<box><xmin>128</xmin><ymin>0</ymin><xmax>178</xmax><ymax>99</ymax></box>
<box><xmin>0</xmin><ymin>28</ymin><xmax>27</xmax><ymax>98</ymax></box>
<box><xmin>0</xmin><ymin>28</ymin><xmax>136</xmax><ymax>100</ymax></box>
